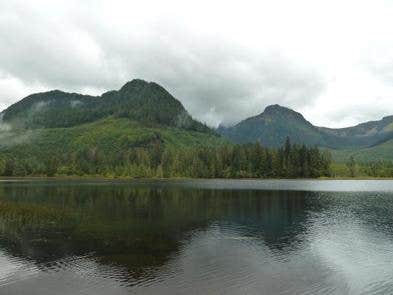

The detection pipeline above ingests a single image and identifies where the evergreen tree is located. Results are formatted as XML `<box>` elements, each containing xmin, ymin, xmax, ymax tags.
<box><xmin>0</xmin><ymin>139</ymin><xmax>332</xmax><ymax>179</ymax></box>
<box><xmin>346</xmin><ymin>156</ymin><xmax>356</xmax><ymax>177</ymax></box>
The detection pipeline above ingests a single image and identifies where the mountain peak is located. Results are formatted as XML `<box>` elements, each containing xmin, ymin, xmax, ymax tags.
<box><xmin>218</xmin><ymin>104</ymin><xmax>317</xmax><ymax>147</ymax></box>
<box><xmin>119</xmin><ymin>79</ymin><xmax>150</xmax><ymax>92</ymax></box>
<box><xmin>259</xmin><ymin>104</ymin><xmax>307</xmax><ymax>123</ymax></box>
<box><xmin>263</xmin><ymin>104</ymin><xmax>297</xmax><ymax>115</ymax></box>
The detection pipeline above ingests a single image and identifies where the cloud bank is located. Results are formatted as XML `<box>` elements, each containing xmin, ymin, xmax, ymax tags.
<box><xmin>1</xmin><ymin>0</ymin><xmax>393</xmax><ymax>127</ymax></box>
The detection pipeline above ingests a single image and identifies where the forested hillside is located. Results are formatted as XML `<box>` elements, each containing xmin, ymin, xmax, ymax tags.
<box><xmin>1</xmin><ymin>79</ymin><xmax>210</xmax><ymax>133</ymax></box>
<box><xmin>0</xmin><ymin>79</ymin><xmax>331</xmax><ymax>178</ymax></box>
<box><xmin>219</xmin><ymin>104</ymin><xmax>393</xmax><ymax>149</ymax></box>
<box><xmin>0</xmin><ymin>124</ymin><xmax>331</xmax><ymax>178</ymax></box>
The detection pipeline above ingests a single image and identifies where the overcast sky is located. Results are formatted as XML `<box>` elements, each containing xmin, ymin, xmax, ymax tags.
<box><xmin>1</xmin><ymin>0</ymin><xmax>393</xmax><ymax>127</ymax></box>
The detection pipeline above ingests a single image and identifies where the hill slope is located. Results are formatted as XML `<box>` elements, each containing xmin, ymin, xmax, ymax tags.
<box><xmin>218</xmin><ymin>104</ymin><xmax>393</xmax><ymax>150</ymax></box>
<box><xmin>218</xmin><ymin>105</ymin><xmax>327</xmax><ymax>147</ymax></box>
<box><xmin>0</xmin><ymin>79</ymin><xmax>229</xmax><ymax>176</ymax></box>
<box><xmin>0</xmin><ymin>117</ymin><xmax>226</xmax><ymax>158</ymax></box>
<box><xmin>329</xmin><ymin>139</ymin><xmax>393</xmax><ymax>163</ymax></box>
<box><xmin>1</xmin><ymin>79</ymin><xmax>210</xmax><ymax>132</ymax></box>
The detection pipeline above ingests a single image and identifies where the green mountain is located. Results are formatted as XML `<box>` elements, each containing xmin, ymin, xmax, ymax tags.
<box><xmin>1</xmin><ymin>78</ymin><xmax>391</xmax><ymax>176</ymax></box>
<box><xmin>1</xmin><ymin>79</ymin><xmax>210</xmax><ymax>132</ymax></box>
<box><xmin>218</xmin><ymin>105</ymin><xmax>326</xmax><ymax>147</ymax></box>
<box><xmin>0</xmin><ymin>79</ymin><xmax>228</xmax><ymax>177</ymax></box>
<box><xmin>218</xmin><ymin>104</ymin><xmax>393</xmax><ymax>151</ymax></box>
<box><xmin>0</xmin><ymin>78</ymin><xmax>224</xmax><ymax>155</ymax></box>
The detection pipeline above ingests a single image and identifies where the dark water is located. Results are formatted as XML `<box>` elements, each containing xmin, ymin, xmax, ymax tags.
<box><xmin>0</xmin><ymin>179</ymin><xmax>393</xmax><ymax>294</ymax></box>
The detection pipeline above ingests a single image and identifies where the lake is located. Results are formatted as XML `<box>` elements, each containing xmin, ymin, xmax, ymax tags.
<box><xmin>0</xmin><ymin>179</ymin><xmax>393</xmax><ymax>294</ymax></box>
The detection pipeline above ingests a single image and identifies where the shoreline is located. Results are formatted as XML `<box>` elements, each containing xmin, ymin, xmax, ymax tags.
<box><xmin>1</xmin><ymin>176</ymin><xmax>393</xmax><ymax>181</ymax></box>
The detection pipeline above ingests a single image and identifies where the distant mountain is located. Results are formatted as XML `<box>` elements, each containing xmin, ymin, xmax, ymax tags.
<box><xmin>319</xmin><ymin>115</ymin><xmax>393</xmax><ymax>139</ymax></box>
<box><xmin>218</xmin><ymin>104</ymin><xmax>325</xmax><ymax>147</ymax></box>
<box><xmin>1</xmin><ymin>79</ymin><xmax>210</xmax><ymax>133</ymax></box>
<box><xmin>3</xmin><ymin>81</ymin><xmax>393</xmax><ymax>167</ymax></box>
<box><xmin>218</xmin><ymin>104</ymin><xmax>393</xmax><ymax>149</ymax></box>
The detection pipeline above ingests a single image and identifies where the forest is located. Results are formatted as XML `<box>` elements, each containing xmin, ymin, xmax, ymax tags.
<box><xmin>331</xmin><ymin>159</ymin><xmax>393</xmax><ymax>178</ymax></box>
<box><xmin>2</xmin><ymin>79</ymin><xmax>393</xmax><ymax>179</ymax></box>
<box><xmin>0</xmin><ymin>138</ymin><xmax>332</xmax><ymax>178</ymax></box>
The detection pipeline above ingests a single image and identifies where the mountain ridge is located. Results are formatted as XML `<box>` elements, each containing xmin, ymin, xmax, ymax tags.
<box><xmin>0</xmin><ymin>79</ymin><xmax>228</xmax><ymax>176</ymax></box>
<box><xmin>3</xmin><ymin>81</ymin><xmax>393</xmax><ymax>162</ymax></box>
<box><xmin>218</xmin><ymin>104</ymin><xmax>393</xmax><ymax>149</ymax></box>
<box><xmin>1</xmin><ymin>79</ymin><xmax>211</xmax><ymax>133</ymax></box>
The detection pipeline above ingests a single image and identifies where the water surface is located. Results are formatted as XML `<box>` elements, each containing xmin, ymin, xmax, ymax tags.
<box><xmin>0</xmin><ymin>179</ymin><xmax>393</xmax><ymax>294</ymax></box>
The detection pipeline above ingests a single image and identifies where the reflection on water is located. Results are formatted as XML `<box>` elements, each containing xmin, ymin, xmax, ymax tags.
<box><xmin>0</xmin><ymin>180</ymin><xmax>392</xmax><ymax>294</ymax></box>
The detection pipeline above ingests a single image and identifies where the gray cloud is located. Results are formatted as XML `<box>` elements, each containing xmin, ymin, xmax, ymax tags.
<box><xmin>95</xmin><ymin>28</ymin><xmax>326</xmax><ymax>126</ymax></box>
<box><xmin>366</xmin><ymin>61</ymin><xmax>393</xmax><ymax>87</ymax></box>
<box><xmin>2</xmin><ymin>0</ymin><xmax>393</xmax><ymax>128</ymax></box>
<box><xmin>0</xmin><ymin>2</ymin><xmax>117</xmax><ymax>91</ymax></box>
<box><xmin>0</xmin><ymin>0</ymin><xmax>326</xmax><ymax>127</ymax></box>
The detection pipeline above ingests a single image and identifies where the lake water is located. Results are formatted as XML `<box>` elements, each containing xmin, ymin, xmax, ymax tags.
<box><xmin>0</xmin><ymin>179</ymin><xmax>393</xmax><ymax>294</ymax></box>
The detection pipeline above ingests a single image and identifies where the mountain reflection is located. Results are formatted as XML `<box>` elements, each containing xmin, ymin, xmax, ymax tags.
<box><xmin>0</xmin><ymin>181</ymin><xmax>318</xmax><ymax>279</ymax></box>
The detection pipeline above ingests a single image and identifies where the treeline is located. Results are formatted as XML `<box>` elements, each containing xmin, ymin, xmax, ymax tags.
<box><xmin>332</xmin><ymin>158</ymin><xmax>393</xmax><ymax>178</ymax></box>
<box><xmin>362</xmin><ymin>161</ymin><xmax>393</xmax><ymax>177</ymax></box>
<box><xmin>0</xmin><ymin>138</ymin><xmax>331</xmax><ymax>178</ymax></box>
